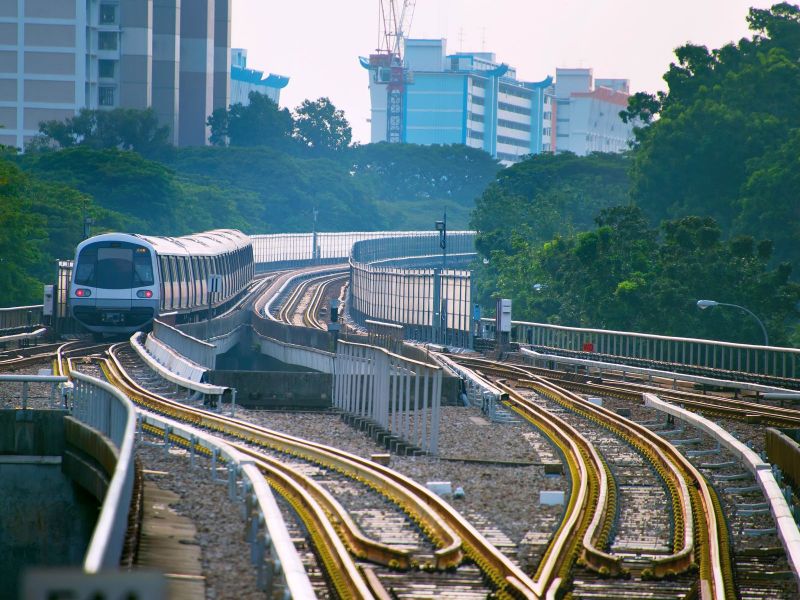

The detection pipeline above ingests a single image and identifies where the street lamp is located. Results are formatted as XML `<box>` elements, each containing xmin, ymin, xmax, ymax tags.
<box><xmin>696</xmin><ymin>299</ymin><xmax>769</xmax><ymax>346</ymax></box>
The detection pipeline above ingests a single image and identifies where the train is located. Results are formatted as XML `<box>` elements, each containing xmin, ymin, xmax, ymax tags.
<box><xmin>69</xmin><ymin>229</ymin><xmax>254</xmax><ymax>335</ymax></box>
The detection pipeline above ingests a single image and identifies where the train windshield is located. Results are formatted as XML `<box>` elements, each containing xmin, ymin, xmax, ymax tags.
<box><xmin>75</xmin><ymin>242</ymin><xmax>154</xmax><ymax>289</ymax></box>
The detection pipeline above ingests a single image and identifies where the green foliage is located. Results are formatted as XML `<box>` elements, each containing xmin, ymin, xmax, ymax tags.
<box><xmin>208</xmin><ymin>91</ymin><xmax>294</xmax><ymax>148</ymax></box>
<box><xmin>169</xmin><ymin>146</ymin><xmax>386</xmax><ymax>232</ymax></box>
<box><xmin>628</xmin><ymin>3</ymin><xmax>800</xmax><ymax>265</ymax></box>
<box><xmin>31</xmin><ymin>108</ymin><xmax>170</xmax><ymax>158</ymax></box>
<box><xmin>484</xmin><ymin>208</ymin><xmax>800</xmax><ymax>345</ymax></box>
<box><xmin>294</xmin><ymin>97</ymin><xmax>352</xmax><ymax>152</ymax></box>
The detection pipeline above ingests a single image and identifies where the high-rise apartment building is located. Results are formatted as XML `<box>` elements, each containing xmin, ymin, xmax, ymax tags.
<box><xmin>0</xmin><ymin>0</ymin><xmax>231</xmax><ymax>149</ymax></box>
<box><xmin>230</xmin><ymin>48</ymin><xmax>288</xmax><ymax>106</ymax></box>
<box><xmin>552</xmin><ymin>68</ymin><xmax>633</xmax><ymax>155</ymax></box>
<box><xmin>362</xmin><ymin>39</ymin><xmax>634</xmax><ymax>163</ymax></box>
<box><xmin>362</xmin><ymin>38</ymin><xmax>553</xmax><ymax>164</ymax></box>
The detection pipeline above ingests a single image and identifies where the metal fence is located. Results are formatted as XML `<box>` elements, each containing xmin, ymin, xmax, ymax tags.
<box><xmin>333</xmin><ymin>339</ymin><xmax>441</xmax><ymax>455</ymax></box>
<box><xmin>70</xmin><ymin>370</ymin><xmax>137</xmax><ymax>572</ymax></box>
<box><xmin>250</xmin><ymin>231</ymin><xmax>437</xmax><ymax>271</ymax></box>
<box><xmin>349</xmin><ymin>233</ymin><xmax>476</xmax><ymax>348</ymax></box>
<box><xmin>505</xmin><ymin>320</ymin><xmax>800</xmax><ymax>381</ymax></box>
<box><xmin>0</xmin><ymin>304</ymin><xmax>42</xmax><ymax>331</ymax></box>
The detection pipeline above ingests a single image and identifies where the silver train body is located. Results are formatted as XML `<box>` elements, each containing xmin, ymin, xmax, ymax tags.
<box><xmin>69</xmin><ymin>229</ymin><xmax>254</xmax><ymax>335</ymax></box>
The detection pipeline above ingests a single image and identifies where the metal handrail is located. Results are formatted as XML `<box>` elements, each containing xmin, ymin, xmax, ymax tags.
<box><xmin>506</xmin><ymin>318</ymin><xmax>800</xmax><ymax>354</ymax></box>
<box><xmin>70</xmin><ymin>370</ymin><xmax>137</xmax><ymax>572</ymax></box>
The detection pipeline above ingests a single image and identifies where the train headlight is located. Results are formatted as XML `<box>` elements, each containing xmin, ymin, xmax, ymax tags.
<box><xmin>75</xmin><ymin>288</ymin><xmax>91</xmax><ymax>297</ymax></box>
<box><xmin>137</xmin><ymin>290</ymin><xmax>153</xmax><ymax>298</ymax></box>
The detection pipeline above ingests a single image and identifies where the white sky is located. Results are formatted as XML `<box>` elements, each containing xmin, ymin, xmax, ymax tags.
<box><xmin>231</xmin><ymin>0</ymin><xmax>777</xmax><ymax>143</ymax></box>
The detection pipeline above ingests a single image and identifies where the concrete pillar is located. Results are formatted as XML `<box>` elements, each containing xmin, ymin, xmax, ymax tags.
<box><xmin>212</xmin><ymin>0</ymin><xmax>230</xmax><ymax>111</ymax></box>
<box><xmin>153</xmin><ymin>0</ymin><xmax>181</xmax><ymax>144</ymax></box>
<box><xmin>178</xmin><ymin>0</ymin><xmax>214</xmax><ymax>146</ymax></box>
<box><xmin>119</xmin><ymin>0</ymin><xmax>153</xmax><ymax>109</ymax></box>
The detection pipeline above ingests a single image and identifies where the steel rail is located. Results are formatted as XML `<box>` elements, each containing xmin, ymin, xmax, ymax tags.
<box><xmin>455</xmin><ymin>356</ymin><xmax>734</xmax><ymax>600</ymax></box>
<box><xmin>102</xmin><ymin>343</ymin><xmax>544</xmax><ymax>598</ymax></box>
<box><xmin>135</xmin><ymin>417</ymin><xmax>365</xmax><ymax>599</ymax></box>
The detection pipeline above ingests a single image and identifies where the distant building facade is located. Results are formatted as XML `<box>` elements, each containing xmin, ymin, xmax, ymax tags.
<box><xmin>230</xmin><ymin>48</ymin><xmax>288</xmax><ymax>106</ymax></box>
<box><xmin>552</xmin><ymin>68</ymin><xmax>633</xmax><ymax>155</ymax></box>
<box><xmin>0</xmin><ymin>0</ymin><xmax>232</xmax><ymax>149</ymax></box>
<box><xmin>362</xmin><ymin>38</ymin><xmax>633</xmax><ymax>163</ymax></box>
<box><xmin>362</xmin><ymin>38</ymin><xmax>553</xmax><ymax>164</ymax></box>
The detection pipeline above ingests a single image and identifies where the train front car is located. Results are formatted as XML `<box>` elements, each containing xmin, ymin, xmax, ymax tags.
<box><xmin>70</xmin><ymin>233</ymin><xmax>159</xmax><ymax>335</ymax></box>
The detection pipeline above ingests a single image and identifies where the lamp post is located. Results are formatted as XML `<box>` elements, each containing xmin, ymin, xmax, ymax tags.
<box><xmin>696</xmin><ymin>299</ymin><xmax>769</xmax><ymax>346</ymax></box>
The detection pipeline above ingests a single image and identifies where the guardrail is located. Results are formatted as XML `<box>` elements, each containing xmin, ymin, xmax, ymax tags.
<box><xmin>647</xmin><ymin>394</ymin><xmax>800</xmax><ymax>588</ymax></box>
<box><xmin>349</xmin><ymin>233</ymin><xmax>476</xmax><ymax>348</ymax></box>
<box><xmin>70</xmin><ymin>370</ymin><xmax>137</xmax><ymax>572</ymax></box>
<box><xmin>250</xmin><ymin>230</ymin><xmax>472</xmax><ymax>271</ymax></box>
<box><xmin>0</xmin><ymin>304</ymin><xmax>43</xmax><ymax>332</ymax></box>
<box><xmin>333</xmin><ymin>339</ymin><xmax>442</xmax><ymax>455</ymax></box>
<box><xmin>152</xmin><ymin>320</ymin><xmax>216</xmax><ymax>370</ymax></box>
<box><xmin>130</xmin><ymin>332</ymin><xmax>227</xmax><ymax>398</ymax></box>
<box><xmin>500</xmin><ymin>319</ymin><xmax>800</xmax><ymax>382</ymax></box>
<box><xmin>138</xmin><ymin>410</ymin><xmax>316</xmax><ymax>599</ymax></box>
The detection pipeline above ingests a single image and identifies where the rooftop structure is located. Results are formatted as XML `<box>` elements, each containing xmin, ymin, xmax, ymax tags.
<box><xmin>230</xmin><ymin>49</ymin><xmax>289</xmax><ymax>106</ymax></box>
<box><xmin>361</xmin><ymin>38</ymin><xmax>553</xmax><ymax>164</ymax></box>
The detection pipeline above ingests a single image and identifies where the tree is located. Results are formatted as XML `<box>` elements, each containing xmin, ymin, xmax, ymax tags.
<box><xmin>626</xmin><ymin>3</ymin><xmax>800</xmax><ymax>266</ymax></box>
<box><xmin>31</xmin><ymin>108</ymin><xmax>171</xmax><ymax>157</ymax></box>
<box><xmin>207</xmin><ymin>91</ymin><xmax>294</xmax><ymax>148</ymax></box>
<box><xmin>293</xmin><ymin>97</ymin><xmax>352</xmax><ymax>152</ymax></box>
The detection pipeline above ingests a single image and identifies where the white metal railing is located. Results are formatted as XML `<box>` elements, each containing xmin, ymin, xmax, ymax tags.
<box><xmin>250</xmin><ymin>230</ymin><xmax>450</xmax><ymax>270</ymax></box>
<box><xmin>333</xmin><ymin>339</ymin><xmax>441</xmax><ymax>454</ymax></box>
<box><xmin>349</xmin><ymin>233</ymin><xmax>476</xmax><ymax>348</ymax></box>
<box><xmin>500</xmin><ymin>319</ymin><xmax>800</xmax><ymax>381</ymax></box>
<box><xmin>0</xmin><ymin>304</ymin><xmax>43</xmax><ymax>331</ymax></box>
<box><xmin>70</xmin><ymin>370</ymin><xmax>137</xmax><ymax>572</ymax></box>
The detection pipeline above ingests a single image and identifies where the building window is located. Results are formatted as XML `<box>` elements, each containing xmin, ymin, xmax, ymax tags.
<box><xmin>99</xmin><ymin>4</ymin><xmax>117</xmax><ymax>24</ymax></box>
<box><xmin>498</xmin><ymin>118</ymin><xmax>531</xmax><ymax>133</ymax></box>
<box><xmin>472</xmin><ymin>95</ymin><xmax>485</xmax><ymax>106</ymax></box>
<box><xmin>98</xmin><ymin>59</ymin><xmax>115</xmax><ymax>79</ymax></box>
<box><xmin>497</xmin><ymin>134</ymin><xmax>529</xmax><ymax>148</ymax></box>
<box><xmin>468</xmin><ymin>130</ymin><xmax>484</xmax><ymax>140</ymax></box>
<box><xmin>469</xmin><ymin>111</ymin><xmax>484</xmax><ymax>123</ymax></box>
<box><xmin>472</xmin><ymin>78</ymin><xmax>486</xmax><ymax>90</ymax></box>
<box><xmin>99</xmin><ymin>86</ymin><xmax>115</xmax><ymax>106</ymax></box>
<box><xmin>543</xmin><ymin>111</ymin><xmax>551</xmax><ymax>120</ymax></box>
<box><xmin>98</xmin><ymin>31</ymin><xmax>117</xmax><ymax>51</ymax></box>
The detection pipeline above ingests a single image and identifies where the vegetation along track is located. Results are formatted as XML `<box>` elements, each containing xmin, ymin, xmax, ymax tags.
<box><xmin>96</xmin><ymin>342</ymin><xmax>544</xmax><ymax>599</ymax></box>
<box><xmin>453</xmin><ymin>355</ymin><xmax>735</xmax><ymax>600</ymax></box>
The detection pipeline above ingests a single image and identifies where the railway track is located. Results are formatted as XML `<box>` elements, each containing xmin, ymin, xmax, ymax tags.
<box><xmin>453</xmin><ymin>354</ymin><xmax>800</xmax><ymax>599</ymax></box>
<box><xmin>273</xmin><ymin>272</ymin><xmax>348</xmax><ymax>328</ymax></box>
<box><xmin>96</xmin><ymin>342</ymin><xmax>544</xmax><ymax>599</ymax></box>
<box><xmin>492</xmin><ymin>356</ymin><xmax>800</xmax><ymax>429</ymax></box>
<box><xmin>454</xmin><ymin>357</ymin><xmax>733</xmax><ymax>598</ymax></box>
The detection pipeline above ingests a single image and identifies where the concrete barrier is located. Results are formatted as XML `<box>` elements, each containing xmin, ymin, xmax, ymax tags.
<box><xmin>643</xmin><ymin>393</ymin><xmax>800</xmax><ymax>586</ymax></box>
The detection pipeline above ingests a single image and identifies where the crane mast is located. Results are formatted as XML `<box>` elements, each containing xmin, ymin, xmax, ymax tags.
<box><xmin>374</xmin><ymin>0</ymin><xmax>415</xmax><ymax>143</ymax></box>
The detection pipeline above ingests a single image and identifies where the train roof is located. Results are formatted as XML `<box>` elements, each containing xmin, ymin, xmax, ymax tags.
<box><xmin>77</xmin><ymin>229</ymin><xmax>251</xmax><ymax>257</ymax></box>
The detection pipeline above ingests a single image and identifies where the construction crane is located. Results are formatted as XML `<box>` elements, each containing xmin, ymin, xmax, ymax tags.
<box><xmin>374</xmin><ymin>0</ymin><xmax>415</xmax><ymax>142</ymax></box>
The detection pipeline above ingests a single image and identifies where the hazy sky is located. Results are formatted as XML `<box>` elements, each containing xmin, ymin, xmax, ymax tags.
<box><xmin>231</xmin><ymin>0</ymin><xmax>777</xmax><ymax>143</ymax></box>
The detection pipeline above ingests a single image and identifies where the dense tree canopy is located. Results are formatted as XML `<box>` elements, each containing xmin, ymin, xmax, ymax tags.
<box><xmin>478</xmin><ymin>207</ymin><xmax>800</xmax><ymax>345</ymax></box>
<box><xmin>208</xmin><ymin>91</ymin><xmax>294</xmax><ymax>148</ymax></box>
<box><xmin>31</xmin><ymin>107</ymin><xmax>171</xmax><ymax>158</ymax></box>
<box><xmin>622</xmin><ymin>2</ymin><xmax>800</xmax><ymax>265</ymax></box>
<box><xmin>294</xmin><ymin>97</ymin><xmax>352</xmax><ymax>152</ymax></box>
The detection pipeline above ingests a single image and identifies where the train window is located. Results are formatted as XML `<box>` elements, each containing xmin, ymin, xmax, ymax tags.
<box><xmin>159</xmin><ymin>256</ymin><xmax>170</xmax><ymax>309</ymax></box>
<box><xmin>169</xmin><ymin>256</ymin><xmax>179</xmax><ymax>309</ymax></box>
<box><xmin>74</xmin><ymin>246</ymin><xmax>97</xmax><ymax>286</ymax></box>
<box><xmin>133</xmin><ymin>247</ymin><xmax>154</xmax><ymax>286</ymax></box>
<box><xmin>177</xmin><ymin>257</ymin><xmax>187</xmax><ymax>308</ymax></box>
